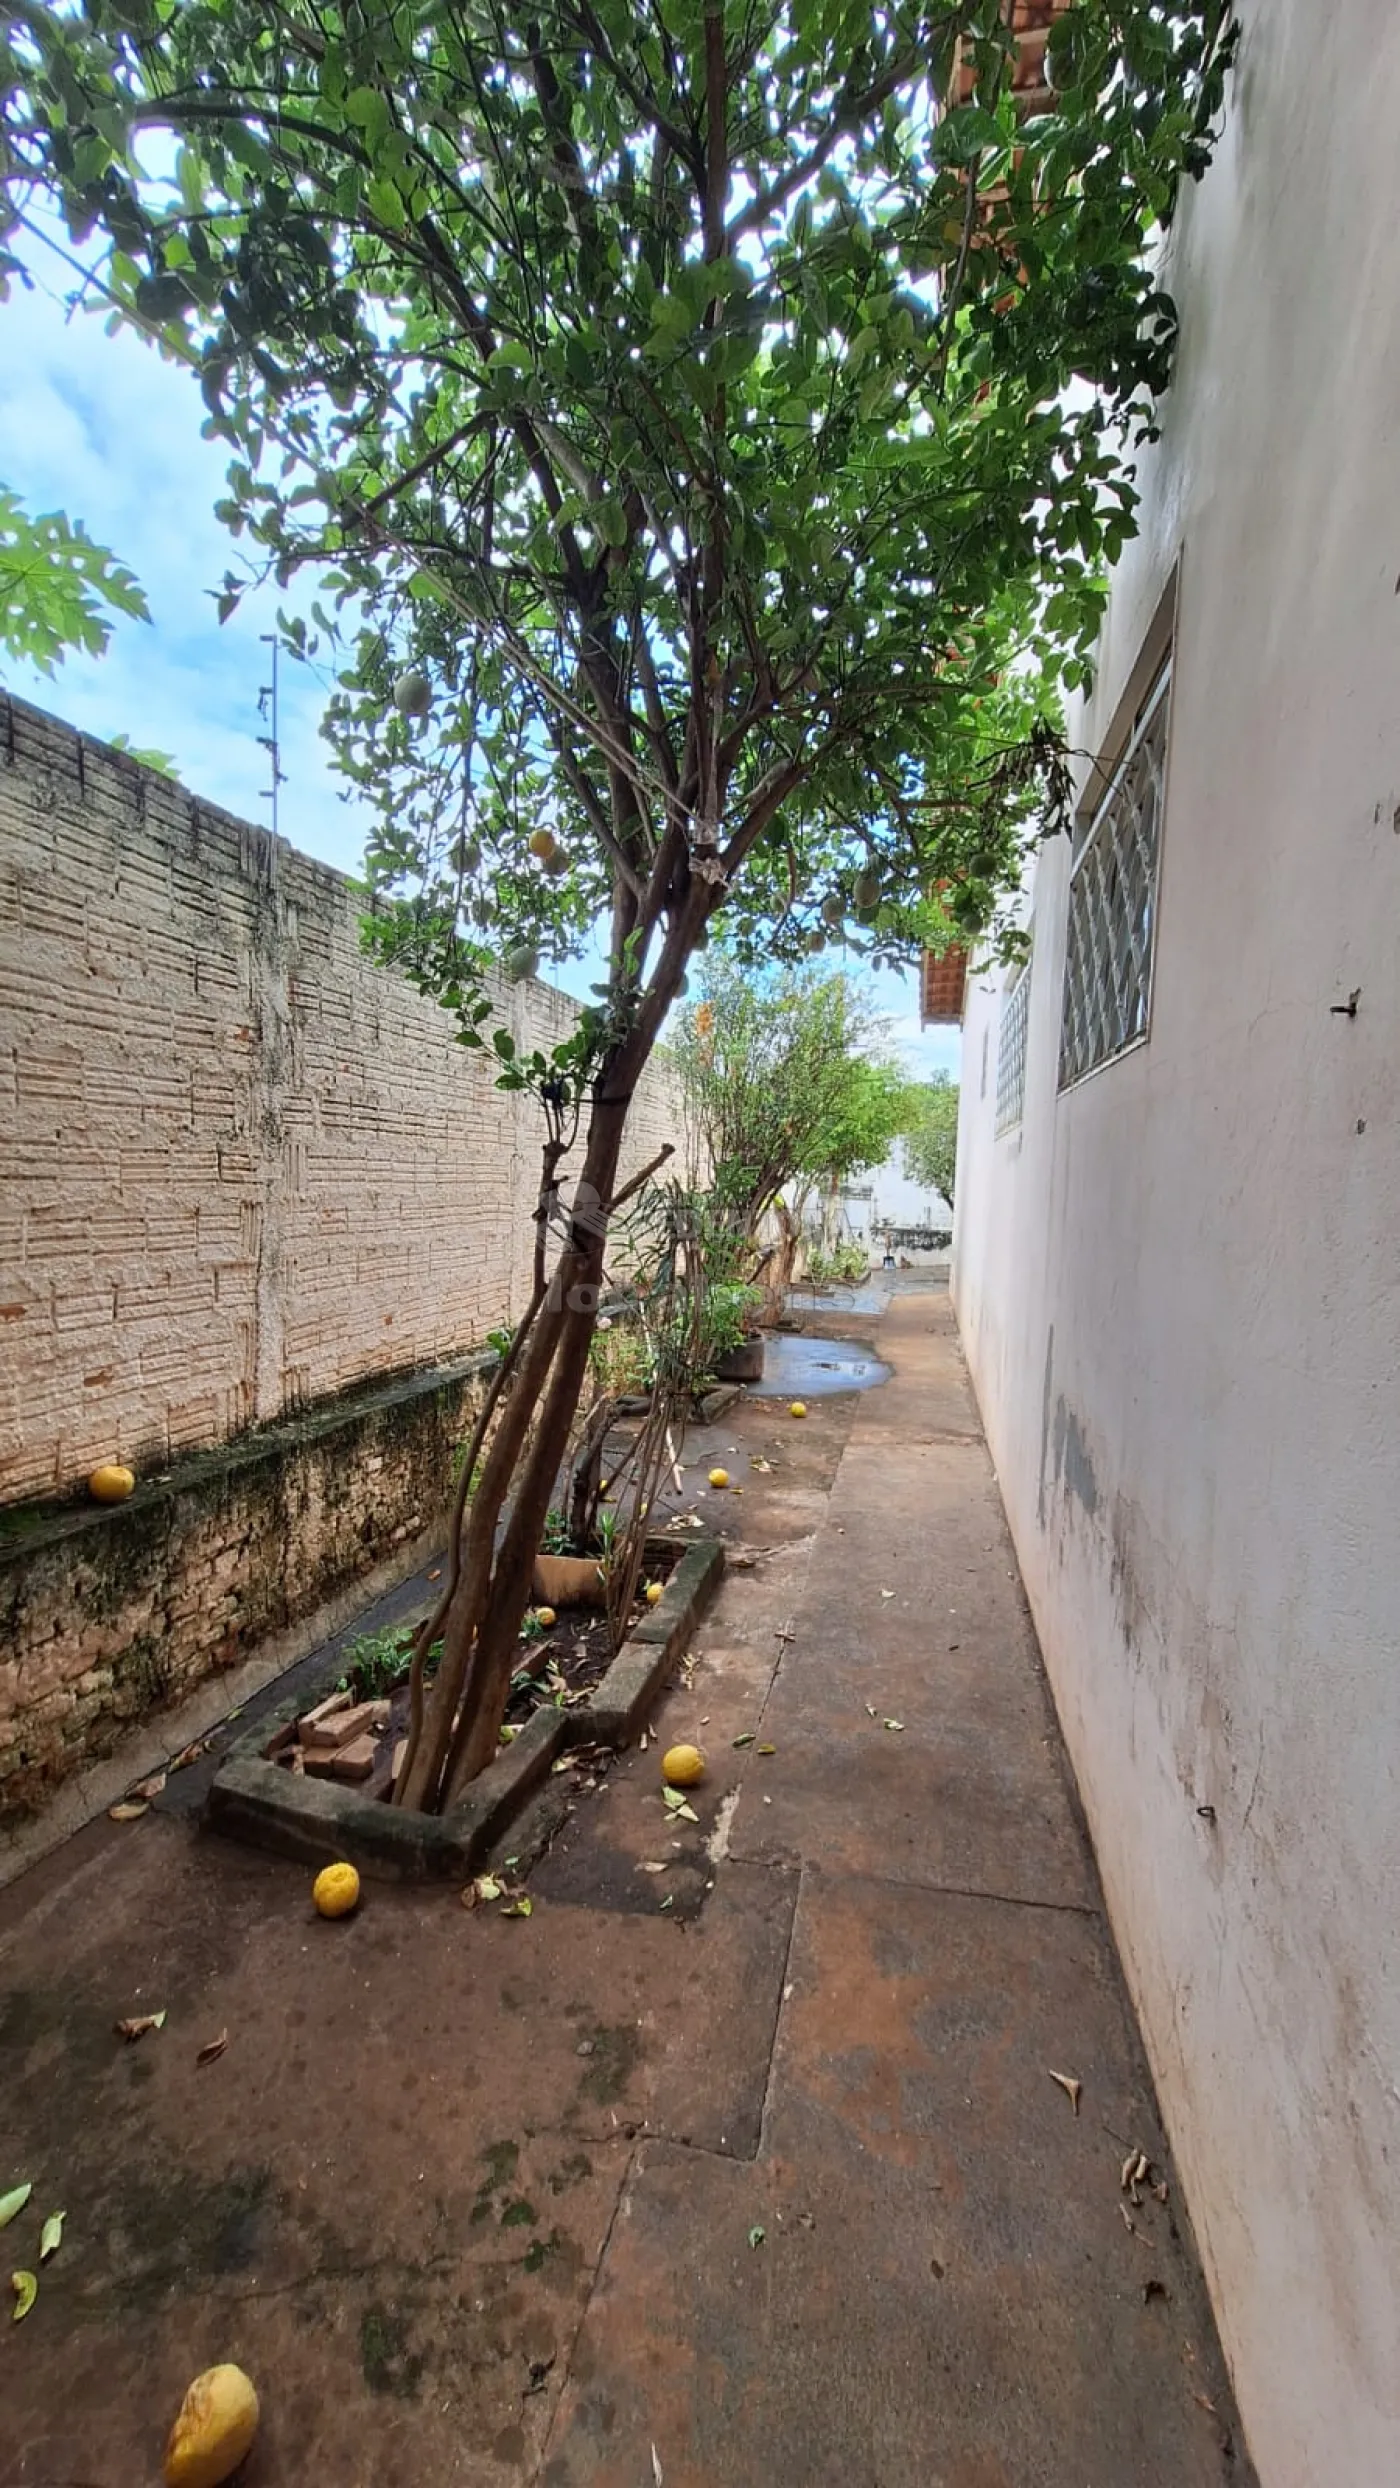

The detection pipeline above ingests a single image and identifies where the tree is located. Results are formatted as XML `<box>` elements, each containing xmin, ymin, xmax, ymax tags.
<box><xmin>675</xmin><ymin>956</ymin><xmax>910</xmax><ymax>1303</ymax></box>
<box><xmin>0</xmin><ymin>0</ymin><xmax>1237</xmax><ymax>1806</ymax></box>
<box><xmin>904</xmin><ymin>1072</ymin><xmax>959</xmax><ymax>1210</ymax></box>
<box><xmin>0</xmin><ymin>481</ymin><xmax>148</xmax><ymax>674</ymax></box>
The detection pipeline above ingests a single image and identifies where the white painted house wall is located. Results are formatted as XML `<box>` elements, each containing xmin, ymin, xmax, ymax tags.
<box><xmin>952</xmin><ymin>9</ymin><xmax>1400</xmax><ymax>2484</ymax></box>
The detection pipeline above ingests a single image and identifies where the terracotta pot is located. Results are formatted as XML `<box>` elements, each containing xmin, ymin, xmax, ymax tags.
<box><xmin>531</xmin><ymin>1551</ymin><xmax>608</xmax><ymax>1610</ymax></box>
<box><xmin>714</xmin><ymin>1334</ymin><xmax>766</xmax><ymax>1383</ymax></box>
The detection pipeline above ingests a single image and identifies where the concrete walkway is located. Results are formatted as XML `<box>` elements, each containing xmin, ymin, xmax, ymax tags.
<box><xmin>0</xmin><ymin>1291</ymin><xmax>1249</xmax><ymax>2485</ymax></box>
<box><xmin>541</xmin><ymin>1291</ymin><xmax>1250</xmax><ymax>2488</ymax></box>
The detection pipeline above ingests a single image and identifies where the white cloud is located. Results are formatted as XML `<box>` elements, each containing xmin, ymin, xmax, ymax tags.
<box><xmin>0</xmin><ymin>248</ymin><xmax>369</xmax><ymax>872</ymax></box>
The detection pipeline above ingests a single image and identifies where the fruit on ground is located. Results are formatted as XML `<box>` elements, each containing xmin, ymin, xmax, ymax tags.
<box><xmin>527</xmin><ymin>827</ymin><xmax>558</xmax><ymax>861</ymax></box>
<box><xmin>789</xmin><ymin>1401</ymin><xmax>808</xmax><ymax>1418</ymax></box>
<box><xmin>707</xmin><ymin>1467</ymin><xmax>730</xmax><ymax>1488</ymax></box>
<box><xmin>662</xmin><ymin>1743</ymin><xmax>706</xmax><ymax>1787</ymax></box>
<box><xmin>392</xmin><ymin>668</ymin><xmax>432</xmax><ymax>718</ymax></box>
<box><xmin>312</xmin><ymin>1862</ymin><xmax>361</xmax><ymax>1919</ymax></box>
<box><xmin>88</xmin><ymin>1463</ymin><xmax>135</xmax><ymax>1502</ymax></box>
<box><xmin>645</xmin><ymin>1581</ymin><xmax>664</xmax><ymax>1606</ymax></box>
<box><xmin>163</xmin><ymin>2364</ymin><xmax>260</xmax><ymax>2487</ymax></box>
<box><xmin>534</xmin><ymin>1605</ymin><xmax>557</xmax><ymax>1628</ymax></box>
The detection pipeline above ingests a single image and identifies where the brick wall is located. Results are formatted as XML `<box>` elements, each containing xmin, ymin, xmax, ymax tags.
<box><xmin>0</xmin><ymin>691</ymin><xmax>684</xmax><ymax>1504</ymax></box>
<box><xmin>0</xmin><ymin>693</ymin><xmax>689</xmax><ymax>1815</ymax></box>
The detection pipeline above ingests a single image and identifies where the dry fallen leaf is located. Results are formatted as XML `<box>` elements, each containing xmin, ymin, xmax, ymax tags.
<box><xmin>757</xmin><ymin>1743</ymin><xmax>777</xmax><ymax>1756</ymax></box>
<box><xmin>170</xmin><ymin>1737</ymin><xmax>211</xmax><ymax>1772</ymax></box>
<box><xmin>864</xmin><ymin>1703</ymin><xmax>878</xmax><ymax>1718</ymax></box>
<box><xmin>1192</xmin><ymin>2392</ymin><xmax>1218</xmax><ymax>2416</ymax></box>
<box><xmin>883</xmin><ymin>1718</ymin><xmax>904</xmax><ymax>1733</ymax></box>
<box><xmin>115</xmin><ymin>2011</ymin><xmax>166</xmax><ymax>2042</ymax></box>
<box><xmin>196</xmin><ymin>2030</ymin><xmax>229</xmax><ymax>2067</ymax></box>
<box><xmin>638</xmin><ymin>1861</ymin><xmax>669</xmax><ymax>1874</ymax></box>
<box><xmin>501</xmin><ymin>1897</ymin><xmax>533</xmax><ymax>1918</ymax></box>
<box><xmin>427</xmin><ymin>1567</ymin><xmax>442</xmax><ymax>1581</ymax></box>
<box><xmin>1048</xmin><ymin>2069</ymin><xmax>1082</xmax><ymax>2115</ymax></box>
<box><xmin>130</xmin><ymin>1769</ymin><xmax>167</xmax><ymax>1802</ymax></box>
<box><xmin>880</xmin><ymin>1589</ymin><xmax>896</xmax><ymax>1600</ymax></box>
<box><xmin>107</xmin><ymin>1800</ymin><xmax>149</xmax><ymax>1823</ymax></box>
<box><xmin>651</xmin><ymin>2446</ymin><xmax>664</xmax><ymax>2487</ymax></box>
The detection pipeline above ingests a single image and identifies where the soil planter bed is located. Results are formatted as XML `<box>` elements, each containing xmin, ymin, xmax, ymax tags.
<box><xmin>206</xmin><ymin>1533</ymin><xmax>724</xmax><ymax>1880</ymax></box>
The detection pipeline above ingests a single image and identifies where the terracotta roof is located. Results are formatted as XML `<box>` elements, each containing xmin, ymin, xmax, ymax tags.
<box><xmin>954</xmin><ymin>0</ymin><xmax>1071</xmax><ymax>120</ymax></box>
<box><xmin>920</xmin><ymin>948</ymin><xmax>968</xmax><ymax>1027</ymax></box>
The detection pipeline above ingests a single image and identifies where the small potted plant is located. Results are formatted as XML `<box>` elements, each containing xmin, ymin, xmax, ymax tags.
<box><xmin>708</xmin><ymin>1281</ymin><xmax>767</xmax><ymax>1384</ymax></box>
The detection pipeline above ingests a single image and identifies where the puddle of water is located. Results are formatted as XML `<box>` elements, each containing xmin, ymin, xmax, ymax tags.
<box><xmin>749</xmin><ymin>1331</ymin><xmax>891</xmax><ymax>1398</ymax></box>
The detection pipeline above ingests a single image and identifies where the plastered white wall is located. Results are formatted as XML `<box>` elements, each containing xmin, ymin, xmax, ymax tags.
<box><xmin>953</xmin><ymin>8</ymin><xmax>1400</xmax><ymax>2482</ymax></box>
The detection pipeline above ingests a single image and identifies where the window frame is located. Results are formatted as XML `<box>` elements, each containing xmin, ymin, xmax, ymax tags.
<box><xmin>995</xmin><ymin>955</ymin><xmax>1032</xmax><ymax>1137</ymax></box>
<box><xmin>1059</xmin><ymin>658</ymin><xmax>1173</xmax><ymax>1093</ymax></box>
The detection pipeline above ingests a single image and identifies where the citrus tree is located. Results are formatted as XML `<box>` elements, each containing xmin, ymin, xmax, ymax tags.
<box><xmin>904</xmin><ymin>1071</ymin><xmax>960</xmax><ymax>1209</ymax></box>
<box><xmin>0</xmin><ymin>0</ymin><xmax>1236</xmax><ymax>1807</ymax></box>
<box><xmin>675</xmin><ymin>956</ymin><xmax>911</xmax><ymax>1301</ymax></box>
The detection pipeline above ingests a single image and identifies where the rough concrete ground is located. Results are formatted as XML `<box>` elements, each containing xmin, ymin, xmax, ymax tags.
<box><xmin>0</xmin><ymin>1291</ymin><xmax>1252</xmax><ymax>2487</ymax></box>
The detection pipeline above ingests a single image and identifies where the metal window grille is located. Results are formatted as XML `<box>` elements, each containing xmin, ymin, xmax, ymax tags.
<box><xmin>1060</xmin><ymin>665</ymin><xmax>1171</xmax><ymax>1089</ymax></box>
<box><xmin>995</xmin><ymin>962</ymin><xmax>1031</xmax><ymax>1135</ymax></box>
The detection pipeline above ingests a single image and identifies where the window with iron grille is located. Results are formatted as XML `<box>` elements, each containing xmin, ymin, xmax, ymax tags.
<box><xmin>995</xmin><ymin>961</ymin><xmax>1031</xmax><ymax>1135</ymax></box>
<box><xmin>1060</xmin><ymin>663</ymin><xmax>1171</xmax><ymax>1090</ymax></box>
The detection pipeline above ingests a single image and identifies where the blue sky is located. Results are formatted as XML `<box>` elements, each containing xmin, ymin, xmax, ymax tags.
<box><xmin>0</xmin><ymin>241</ymin><xmax>960</xmax><ymax>1082</ymax></box>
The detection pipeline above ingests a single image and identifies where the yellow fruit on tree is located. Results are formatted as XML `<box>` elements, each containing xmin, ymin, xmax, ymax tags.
<box><xmin>88</xmin><ymin>1462</ymin><xmax>135</xmax><ymax>1502</ymax></box>
<box><xmin>645</xmin><ymin>1581</ymin><xmax>664</xmax><ymax>1606</ymax></box>
<box><xmin>527</xmin><ymin>828</ymin><xmax>558</xmax><ymax>862</ymax></box>
<box><xmin>789</xmin><ymin>1401</ymin><xmax>808</xmax><ymax>1419</ymax></box>
<box><xmin>708</xmin><ymin>1467</ymin><xmax>730</xmax><ymax>1488</ymax></box>
<box><xmin>313</xmin><ymin>1862</ymin><xmax>361</xmax><ymax>1919</ymax></box>
<box><xmin>662</xmin><ymin>1743</ymin><xmax>706</xmax><ymax>1787</ymax></box>
<box><xmin>534</xmin><ymin>1605</ymin><xmax>557</xmax><ymax>1628</ymax></box>
<box><xmin>163</xmin><ymin>2364</ymin><xmax>260</xmax><ymax>2488</ymax></box>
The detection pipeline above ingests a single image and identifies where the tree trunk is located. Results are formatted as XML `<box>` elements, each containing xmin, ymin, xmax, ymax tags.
<box><xmin>441</xmin><ymin>1088</ymin><xmax>630</xmax><ymax>1799</ymax></box>
<box><xmin>396</xmin><ymin>1083</ymin><xmax>632</xmax><ymax>1812</ymax></box>
<box><xmin>758</xmin><ymin>1196</ymin><xmax>800</xmax><ymax>1326</ymax></box>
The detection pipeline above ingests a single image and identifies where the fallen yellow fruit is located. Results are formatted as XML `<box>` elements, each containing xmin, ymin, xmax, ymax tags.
<box><xmin>312</xmin><ymin>1862</ymin><xmax>361</xmax><ymax>1919</ymax></box>
<box><xmin>788</xmin><ymin>1401</ymin><xmax>808</xmax><ymax>1419</ymax></box>
<box><xmin>645</xmin><ymin>1581</ymin><xmax>664</xmax><ymax>1606</ymax></box>
<box><xmin>164</xmin><ymin>2364</ymin><xmax>260</xmax><ymax>2488</ymax></box>
<box><xmin>88</xmin><ymin>1462</ymin><xmax>135</xmax><ymax>1502</ymax></box>
<box><xmin>534</xmin><ymin>1605</ymin><xmax>557</xmax><ymax>1628</ymax></box>
<box><xmin>662</xmin><ymin>1743</ymin><xmax>706</xmax><ymax>1787</ymax></box>
<box><xmin>708</xmin><ymin>1467</ymin><xmax>730</xmax><ymax>1488</ymax></box>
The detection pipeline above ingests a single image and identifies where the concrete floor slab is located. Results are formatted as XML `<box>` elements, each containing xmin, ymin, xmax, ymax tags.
<box><xmin>541</xmin><ymin>1869</ymin><xmax>1241</xmax><ymax>2488</ymax></box>
<box><xmin>0</xmin><ymin>1294</ymin><xmax>1252</xmax><ymax>2487</ymax></box>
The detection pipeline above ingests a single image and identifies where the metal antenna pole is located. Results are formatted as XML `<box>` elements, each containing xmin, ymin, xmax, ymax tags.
<box><xmin>256</xmin><ymin>633</ymin><xmax>287</xmax><ymax>839</ymax></box>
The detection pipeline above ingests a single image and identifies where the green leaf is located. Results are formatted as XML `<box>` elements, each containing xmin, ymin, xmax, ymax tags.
<box><xmin>38</xmin><ymin>2212</ymin><xmax>64</xmax><ymax>2263</ymax></box>
<box><xmin>10</xmin><ymin>2270</ymin><xmax>36</xmax><ymax>2323</ymax></box>
<box><xmin>366</xmin><ymin>177</ymin><xmax>405</xmax><ymax>230</ymax></box>
<box><xmin>0</xmin><ymin>2185</ymin><xmax>32</xmax><ymax>2231</ymax></box>
<box><xmin>748</xmin><ymin>2226</ymin><xmax>765</xmax><ymax>2250</ymax></box>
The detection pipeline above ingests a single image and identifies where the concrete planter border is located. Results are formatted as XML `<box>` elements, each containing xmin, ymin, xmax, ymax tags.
<box><xmin>205</xmin><ymin>1533</ymin><xmax>724</xmax><ymax>1880</ymax></box>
